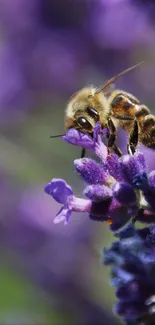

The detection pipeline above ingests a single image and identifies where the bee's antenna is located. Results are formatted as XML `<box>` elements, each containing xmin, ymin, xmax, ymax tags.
<box><xmin>49</xmin><ymin>134</ymin><xmax>65</xmax><ymax>138</ymax></box>
<box><xmin>96</xmin><ymin>62</ymin><xmax>144</xmax><ymax>94</ymax></box>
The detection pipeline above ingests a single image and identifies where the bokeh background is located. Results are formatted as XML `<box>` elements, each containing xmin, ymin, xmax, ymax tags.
<box><xmin>0</xmin><ymin>0</ymin><xmax>155</xmax><ymax>324</ymax></box>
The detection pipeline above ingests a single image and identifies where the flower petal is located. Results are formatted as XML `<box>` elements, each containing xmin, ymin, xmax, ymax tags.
<box><xmin>53</xmin><ymin>206</ymin><xmax>71</xmax><ymax>224</ymax></box>
<box><xmin>62</xmin><ymin>128</ymin><xmax>94</xmax><ymax>149</ymax></box>
<box><xmin>64</xmin><ymin>209</ymin><xmax>72</xmax><ymax>225</ymax></box>
<box><xmin>71</xmin><ymin>196</ymin><xmax>92</xmax><ymax>212</ymax></box>
<box><xmin>93</xmin><ymin>122</ymin><xmax>101</xmax><ymax>142</ymax></box>
<box><xmin>44</xmin><ymin>178</ymin><xmax>73</xmax><ymax>204</ymax></box>
<box><xmin>93</xmin><ymin>123</ymin><xmax>108</xmax><ymax>160</ymax></box>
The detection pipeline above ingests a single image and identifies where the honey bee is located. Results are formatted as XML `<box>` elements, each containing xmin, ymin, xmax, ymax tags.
<box><xmin>51</xmin><ymin>62</ymin><xmax>155</xmax><ymax>157</ymax></box>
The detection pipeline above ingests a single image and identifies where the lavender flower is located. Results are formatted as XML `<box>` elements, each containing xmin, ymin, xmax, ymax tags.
<box><xmin>44</xmin><ymin>121</ymin><xmax>155</xmax><ymax>324</ymax></box>
<box><xmin>103</xmin><ymin>222</ymin><xmax>155</xmax><ymax>325</ymax></box>
<box><xmin>0</xmin><ymin>184</ymin><xmax>116</xmax><ymax>325</ymax></box>
<box><xmin>45</xmin><ymin>123</ymin><xmax>155</xmax><ymax>229</ymax></box>
<box><xmin>44</xmin><ymin>178</ymin><xmax>91</xmax><ymax>224</ymax></box>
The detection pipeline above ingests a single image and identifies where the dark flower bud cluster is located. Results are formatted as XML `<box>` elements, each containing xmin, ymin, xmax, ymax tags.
<box><xmin>104</xmin><ymin>223</ymin><xmax>155</xmax><ymax>325</ymax></box>
<box><xmin>44</xmin><ymin>122</ymin><xmax>155</xmax><ymax>324</ymax></box>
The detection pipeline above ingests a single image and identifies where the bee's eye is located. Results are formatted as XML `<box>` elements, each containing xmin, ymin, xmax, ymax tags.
<box><xmin>76</xmin><ymin>116</ymin><xmax>93</xmax><ymax>131</ymax></box>
<box><xmin>86</xmin><ymin>107</ymin><xmax>99</xmax><ymax>121</ymax></box>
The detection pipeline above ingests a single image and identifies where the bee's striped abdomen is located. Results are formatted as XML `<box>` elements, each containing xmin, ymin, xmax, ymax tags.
<box><xmin>110</xmin><ymin>92</ymin><xmax>140</xmax><ymax>122</ymax></box>
<box><xmin>136</xmin><ymin>106</ymin><xmax>155</xmax><ymax>149</ymax></box>
<box><xmin>110</xmin><ymin>91</ymin><xmax>155</xmax><ymax>150</ymax></box>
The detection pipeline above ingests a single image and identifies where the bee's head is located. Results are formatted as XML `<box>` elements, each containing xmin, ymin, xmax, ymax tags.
<box><xmin>65</xmin><ymin>87</ymin><xmax>101</xmax><ymax>134</ymax></box>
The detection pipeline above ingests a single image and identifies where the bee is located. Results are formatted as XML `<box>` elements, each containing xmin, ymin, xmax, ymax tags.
<box><xmin>51</xmin><ymin>62</ymin><xmax>155</xmax><ymax>157</ymax></box>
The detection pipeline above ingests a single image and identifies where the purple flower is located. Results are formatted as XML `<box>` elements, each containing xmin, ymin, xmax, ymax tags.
<box><xmin>44</xmin><ymin>178</ymin><xmax>91</xmax><ymax>224</ymax></box>
<box><xmin>62</xmin><ymin>122</ymin><xmax>108</xmax><ymax>161</ymax></box>
<box><xmin>74</xmin><ymin>158</ymin><xmax>109</xmax><ymax>185</ymax></box>
<box><xmin>45</xmin><ymin>123</ymin><xmax>155</xmax><ymax>229</ymax></box>
<box><xmin>44</xmin><ymin>125</ymin><xmax>155</xmax><ymax>324</ymax></box>
<box><xmin>0</xmin><ymin>183</ymin><xmax>116</xmax><ymax>325</ymax></box>
<box><xmin>62</xmin><ymin>128</ymin><xmax>95</xmax><ymax>150</ymax></box>
<box><xmin>103</xmin><ymin>222</ymin><xmax>155</xmax><ymax>324</ymax></box>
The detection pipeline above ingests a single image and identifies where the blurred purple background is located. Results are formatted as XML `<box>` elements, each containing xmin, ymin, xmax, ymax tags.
<box><xmin>0</xmin><ymin>0</ymin><xmax>155</xmax><ymax>324</ymax></box>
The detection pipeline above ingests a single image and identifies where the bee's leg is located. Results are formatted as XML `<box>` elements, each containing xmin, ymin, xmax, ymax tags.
<box><xmin>127</xmin><ymin>118</ymin><xmax>139</xmax><ymax>155</ymax></box>
<box><xmin>113</xmin><ymin>144</ymin><xmax>122</xmax><ymax>157</ymax></box>
<box><xmin>81</xmin><ymin>148</ymin><xmax>86</xmax><ymax>158</ymax></box>
<box><xmin>107</xmin><ymin>117</ymin><xmax>116</xmax><ymax>147</ymax></box>
<box><xmin>107</xmin><ymin>118</ymin><xmax>122</xmax><ymax>157</ymax></box>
